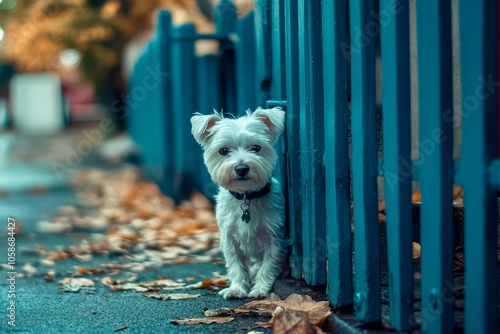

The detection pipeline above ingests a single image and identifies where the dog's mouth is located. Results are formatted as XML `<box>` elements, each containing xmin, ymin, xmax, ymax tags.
<box><xmin>236</xmin><ymin>176</ymin><xmax>250</xmax><ymax>181</ymax></box>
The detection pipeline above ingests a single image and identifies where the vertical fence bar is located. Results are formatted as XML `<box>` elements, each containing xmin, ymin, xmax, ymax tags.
<box><xmin>458</xmin><ymin>1</ymin><xmax>499</xmax><ymax>333</ymax></box>
<box><xmin>255</xmin><ymin>0</ymin><xmax>272</xmax><ymax>107</ymax></box>
<box><xmin>350</xmin><ymin>0</ymin><xmax>381</xmax><ymax>322</ymax></box>
<box><xmin>270</xmin><ymin>0</ymin><xmax>286</xmax><ymax>100</ymax></box>
<box><xmin>379</xmin><ymin>0</ymin><xmax>413</xmax><ymax>330</ymax></box>
<box><xmin>216</xmin><ymin>1</ymin><xmax>237</xmax><ymax>115</ymax></box>
<box><xmin>321</xmin><ymin>0</ymin><xmax>352</xmax><ymax>307</ymax></box>
<box><xmin>269</xmin><ymin>0</ymin><xmax>287</xmax><ymax>192</ymax></box>
<box><xmin>196</xmin><ymin>54</ymin><xmax>221</xmax><ymax>198</ymax></box>
<box><xmin>171</xmin><ymin>24</ymin><xmax>198</xmax><ymax>201</ymax></box>
<box><xmin>157</xmin><ymin>11</ymin><xmax>174</xmax><ymax>196</ymax></box>
<box><xmin>416</xmin><ymin>1</ymin><xmax>454</xmax><ymax>333</ymax></box>
<box><xmin>297</xmin><ymin>0</ymin><xmax>327</xmax><ymax>285</ymax></box>
<box><xmin>235</xmin><ymin>11</ymin><xmax>257</xmax><ymax>113</ymax></box>
<box><xmin>284</xmin><ymin>0</ymin><xmax>302</xmax><ymax>278</ymax></box>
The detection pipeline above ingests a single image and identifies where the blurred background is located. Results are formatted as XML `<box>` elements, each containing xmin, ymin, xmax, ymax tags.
<box><xmin>0</xmin><ymin>0</ymin><xmax>252</xmax><ymax>131</ymax></box>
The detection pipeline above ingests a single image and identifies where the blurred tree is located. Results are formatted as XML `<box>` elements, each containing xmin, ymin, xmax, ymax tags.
<box><xmin>0</xmin><ymin>0</ymin><xmax>253</xmax><ymax>122</ymax></box>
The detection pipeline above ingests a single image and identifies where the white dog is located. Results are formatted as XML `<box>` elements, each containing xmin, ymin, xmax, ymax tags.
<box><xmin>191</xmin><ymin>107</ymin><xmax>286</xmax><ymax>299</ymax></box>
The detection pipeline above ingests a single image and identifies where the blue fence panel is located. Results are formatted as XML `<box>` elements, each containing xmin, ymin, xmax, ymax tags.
<box><xmin>125</xmin><ymin>2</ymin><xmax>500</xmax><ymax>331</ymax></box>
<box><xmin>283</xmin><ymin>0</ymin><xmax>302</xmax><ymax>279</ymax></box>
<box><xmin>349</xmin><ymin>0</ymin><xmax>381</xmax><ymax>323</ymax></box>
<box><xmin>321</xmin><ymin>0</ymin><xmax>352</xmax><ymax>308</ymax></box>
<box><xmin>298</xmin><ymin>0</ymin><xmax>327</xmax><ymax>285</ymax></box>
<box><xmin>458</xmin><ymin>1</ymin><xmax>499</xmax><ymax>333</ymax></box>
<box><xmin>379</xmin><ymin>0</ymin><xmax>413</xmax><ymax>330</ymax></box>
<box><xmin>416</xmin><ymin>1</ymin><xmax>454</xmax><ymax>333</ymax></box>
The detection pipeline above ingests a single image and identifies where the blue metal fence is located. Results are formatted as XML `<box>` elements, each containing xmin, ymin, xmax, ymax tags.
<box><xmin>127</xmin><ymin>1</ymin><xmax>499</xmax><ymax>332</ymax></box>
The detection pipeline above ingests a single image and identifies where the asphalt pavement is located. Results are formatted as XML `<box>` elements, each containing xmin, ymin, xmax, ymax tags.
<box><xmin>0</xmin><ymin>127</ymin><xmax>323</xmax><ymax>334</ymax></box>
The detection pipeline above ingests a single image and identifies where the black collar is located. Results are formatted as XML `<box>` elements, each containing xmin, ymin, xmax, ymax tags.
<box><xmin>229</xmin><ymin>182</ymin><xmax>272</xmax><ymax>200</ymax></box>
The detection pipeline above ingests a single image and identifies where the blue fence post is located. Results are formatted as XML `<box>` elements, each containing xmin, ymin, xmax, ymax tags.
<box><xmin>171</xmin><ymin>24</ymin><xmax>198</xmax><ymax>201</ymax></box>
<box><xmin>196</xmin><ymin>54</ymin><xmax>221</xmax><ymax>198</ymax></box>
<box><xmin>235</xmin><ymin>11</ymin><xmax>258</xmax><ymax>113</ymax></box>
<box><xmin>283</xmin><ymin>0</ymin><xmax>302</xmax><ymax>279</ymax></box>
<box><xmin>126</xmin><ymin>11</ymin><xmax>173</xmax><ymax>195</ymax></box>
<box><xmin>255</xmin><ymin>0</ymin><xmax>272</xmax><ymax>107</ymax></box>
<box><xmin>458</xmin><ymin>1</ymin><xmax>499</xmax><ymax>333</ymax></box>
<box><xmin>270</xmin><ymin>0</ymin><xmax>286</xmax><ymax>100</ymax></box>
<box><xmin>416</xmin><ymin>1</ymin><xmax>454</xmax><ymax>333</ymax></box>
<box><xmin>321</xmin><ymin>0</ymin><xmax>352</xmax><ymax>308</ymax></box>
<box><xmin>349</xmin><ymin>0</ymin><xmax>381</xmax><ymax>323</ymax></box>
<box><xmin>379</xmin><ymin>0</ymin><xmax>413</xmax><ymax>330</ymax></box>
<box><xmin>215</xmin><ymin>0</ymin><xmax>237</xmax><ymax>115</ymax></box>
<box><xmin>157</xmin><ymin>10</ymin><xmax>174</xmax><ymax>196</ymax></box>
<box><xmin>298</xmin><ymin>0</ymin><xmax>327</xmax><ymax>286</ymax></box>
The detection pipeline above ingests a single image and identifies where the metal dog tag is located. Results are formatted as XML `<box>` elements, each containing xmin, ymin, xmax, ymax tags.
<box><xmin>241</xmin><ymin>210</ymin><xmax>251</xmax><ymax>223</ymax></box>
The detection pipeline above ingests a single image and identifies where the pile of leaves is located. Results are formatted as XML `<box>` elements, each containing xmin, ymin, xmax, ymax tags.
<box><xmin>171</xmin><ymin>293</ymin><xmax>332</xmax><ymax>334</ymax></box>
<box><xmin>37</xmin><ymin>168</ymin><xmax>220</xmax><ymax>269</ymax></box>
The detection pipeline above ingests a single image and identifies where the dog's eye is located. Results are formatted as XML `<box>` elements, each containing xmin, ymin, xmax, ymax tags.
<box><xmin>219</xmin><ymin>148</ymin><xmax>230</xmax><ymax>155</ymax></box>
<box><xmin>250</xmin><ymin>145</ymin><xmax>261</xmax><ymax>153</ymax></box>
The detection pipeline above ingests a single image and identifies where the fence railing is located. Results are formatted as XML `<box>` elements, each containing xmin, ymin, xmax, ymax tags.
<box><xmin>127</xmin><ymin>1</ymin><xmax>500</xmax><ymax>332</ymax></box>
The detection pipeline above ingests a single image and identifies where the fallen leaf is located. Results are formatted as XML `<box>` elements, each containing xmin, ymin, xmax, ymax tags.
<box><xmin>187</xmin><ymin>278</ymin><xmax>212</xmax><ymax>289</ymax></box>
<box><xmin>75</xmin><ymin>267</ymin><xmax>106</xmax><ymax>275</ymax></box>
<box><xmin>412</xmin><ymin>190</ymin><xmax>421</xmax><ymax>203</ymax></box>
<box><xmin>170</xmin><ymin>317</ymin><xmax>235</xmax><ymax>325</ymax></box>
<box><xmin>58</xmin><ymin>277</ymin><xmax>95</xmax><ymax>292</ymax></box>
<box><xmin>238</xmin><ymin>294</ymin><xmax>332</xmax><ymax>327</ymax></box>
<box><xmin>204</xmin><ymin>308</ymin><xmax>234</xmax><ymax>317</ymax></box>
<box><xmin>144</xmin><ymin>292</ymin><xmax>200</xmax><ymax>300</ymax></box>
<box><xmin>140</xmin><ymin>279</ymin><xmax>185</xmax><ymax>288</ymax></box>
<box><xmin>114</xmin><ymin>325</ymin><xmax>128</xmax><ymax>332</ymax></box>
<box><xmin>29</xmin><ymin>185</ymin><xmax>46</xmax><ymax>195</ymax></box>
<box><xmin>22</xmin><ymin>263</ymin><xmax>37</xmax><ymax>275</ymax></box>
<box><xmin>58</xmin><ymin>277</ymin><xmax>95</xmax><ymax>287</ymax></box>
<box><xmin>412</xmin><ymin>242</ymin><xmax>421</xmax><ymax>259</ymax></box>
<box><xmin>272</xmin><ymin>308</ymin><xmax>325</xmax><ymax>334</ymax></box>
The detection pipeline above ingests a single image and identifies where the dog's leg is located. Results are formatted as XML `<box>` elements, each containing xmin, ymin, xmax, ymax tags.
<box><xmin>218</xmin><ymin>238</ymin><xmax>250</xmax><ymax>299</ymax></box>
<box><xmin>248</xmin><ymin>239</ymin><xmax>282</xmax><ymax>298</ymax></box>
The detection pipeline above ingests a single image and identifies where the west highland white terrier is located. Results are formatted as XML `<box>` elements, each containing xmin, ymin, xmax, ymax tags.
<box><xmin>191</xmin><ymin>107</ymin><xmax>286</xmax><ymax>299</ymax></box>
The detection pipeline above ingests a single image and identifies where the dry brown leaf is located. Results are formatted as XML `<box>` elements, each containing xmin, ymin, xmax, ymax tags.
<box><xmin>412</xmin><ymin>242</ymin><xmax>421</xmax><ymax>259</ymax></box>
<box><xmin>22</xmin><ymin>263</ymin><xmax>37</xmax><ymax>275</ymax></box>
<box><xmin>238</xmin><ymin>294</ymin><xmax>332</xmax><ymax>327</ymax></box>
<box><xmin>170</xmin><ymin>317</ymin><xmax>235</xmax><ymax>325</ymax></box>
<box><xmin>204</xmin><ymin>308</ymin><xmax>235</xmax><ymax>317</ymax></box>
<box><xmin>272</xmin><ymin>308</ymin><xmax>325</xmax><ymax>334</ymax></box>
<box><xmin>59</xmin><ymin>277</ymin><xmax>95</xmax><ymax>292</ymax></box>
<box><xmin>187</xmin><ymin>278</ymin><xmax>212</xmax><ymax>289</ymax></box>
<box><xmin>412</xmin><ymin>190</ymin><xmax>421</xmax><ymax>203</ymax></box>
<box><xmin>140</xmin><ymin>279</ymin><xmax>185</xmax><ymax>288</ymax></box>
<box><xmin>58</xmin><ymin>277</ymin><xmax>95</xmax><ymax>287</ymax></box>
<box><xmin>75</xmin><ymin>267</ymin><xmax>106</xmax><ymax>275</ymax></box>
<box><xmin>144</xmin><ymin>292</ymin><xmax>200</xmax><ymax>300</ymax></box>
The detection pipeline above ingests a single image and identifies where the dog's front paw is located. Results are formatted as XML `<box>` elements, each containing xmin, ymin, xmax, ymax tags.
<box><xmin>219</xmin><ymin>286</ymin><xmax>248</xmax><ymax>299</ymax></box>
<box><xmin>248</xmin><ymin>285</ymin><xmax>271</xmax><ymax>298</ymax></box>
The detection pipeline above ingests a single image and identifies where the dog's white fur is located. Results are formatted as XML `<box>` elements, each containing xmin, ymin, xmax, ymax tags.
<box><xmin>191</xmin><ymin>107</ymin><xmax>285</xmax><ymax>299</ymax></box>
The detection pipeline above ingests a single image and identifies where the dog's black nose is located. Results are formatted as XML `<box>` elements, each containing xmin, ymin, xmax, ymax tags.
<box><xmin>235</xmin><ymin>164</ymin><xmax>250</xmax><ymax>177</ymax></box>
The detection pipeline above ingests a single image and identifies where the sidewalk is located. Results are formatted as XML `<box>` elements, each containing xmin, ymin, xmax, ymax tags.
<box><xmin>0</xmin><ymin>125</ymin><xmax>329</xmax><ymax>334</ymax></box>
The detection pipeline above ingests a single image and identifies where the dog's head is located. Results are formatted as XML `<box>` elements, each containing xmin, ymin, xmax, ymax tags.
<box><xmin>191</xmin><ymin>107</ymin><xmax>285</xmax><ymax>193</ymax></box>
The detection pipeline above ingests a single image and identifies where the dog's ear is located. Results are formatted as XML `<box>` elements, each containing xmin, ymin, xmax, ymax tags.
<box><xmin>191</xmin><ymin>111</ymin><xmax>222</xmax><ymax>145</ymax></box>
<box><xmin>253</xmin><ymin>107</ymin><xmax>285</xmax><ymax>141</ymax></box>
